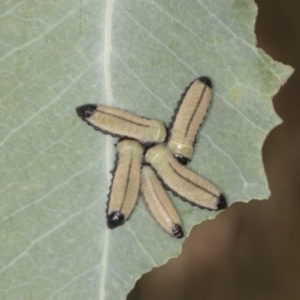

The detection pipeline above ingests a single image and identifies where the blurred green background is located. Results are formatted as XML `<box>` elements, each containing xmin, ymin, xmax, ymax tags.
<box><xmin>128</xmin><ymin>0</ymin><xmax>300</xmax><ymax>299</ymax></box>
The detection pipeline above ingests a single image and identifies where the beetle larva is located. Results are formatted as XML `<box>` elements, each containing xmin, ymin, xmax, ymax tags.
<box><xmin>76</xmin><ymin>104</ymin><xmax>167</xmax><ymax>144</ymax></box>
<box><xmin>144</xmin><ymin>144</ymin><xmax>227</xmax><ymax>211</ymax></box>
<box><xmin>141</xmin><ymin>165</ymin><xmax>184</xmax><ymax>238</ymax></box>
<box><xmin>107</xmin><ymin>139</ymin><xmax>143</xmax><ymax>228</ymax></box>
<box><xmin>167</xmin><ymin>76</ymin><xmax>212</xmax><ymax>165</ymax></box>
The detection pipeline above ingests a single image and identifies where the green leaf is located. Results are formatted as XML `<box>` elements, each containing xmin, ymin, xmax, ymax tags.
<box><xmin>0</xmin><ymin>0</ymin><xmax>293</xmax><ymax>299</ymax></box>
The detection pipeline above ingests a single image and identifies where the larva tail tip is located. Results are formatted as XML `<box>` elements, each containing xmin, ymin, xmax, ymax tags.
<box><xmin>217</xmin><ymin>194</ymin><xmax>228</xmax><ymax>210</ymax></box>
<box><xmin>107</xmin><ymin>212</ymin><xmax>125</xmax><ymax>229</ymax></box>
<box><xmin>199</xmin><ymin>76</ymin><xmax>212</xmax><ymax>89</ymax></box>
<box><xmin>76</xmin><ymin>104</ymin><xmax>97</xmax><ymax>119</ymax></box>
<box><xmin>172</xmin><ymin>224</ymin><xmax>184</xmax><ymax>238</ymax></box>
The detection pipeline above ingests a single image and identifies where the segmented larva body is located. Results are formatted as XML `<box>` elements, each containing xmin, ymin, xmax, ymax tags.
<box><xmin>141</xmin><ymin>165</ymin><xmax>183</xmax><ymax>238</ymax></box>
<box><xmin>107</xmin><ymin>139</ymin><xmax>143</xmax><ymax>228</ymax></box>
<box><xmin>76</xmin><ymin>104</ymin><xmax>167</xmax><ymax>144</ymax></box>
<box><xmin>144</xmin><ymin>144</ymin><xmax>227</xmax><ymax>211</ymax></box>
<box><xmin>167</xmin><ymin>76</ymin><xmax>212</xmax><ymax>165</ymax></box>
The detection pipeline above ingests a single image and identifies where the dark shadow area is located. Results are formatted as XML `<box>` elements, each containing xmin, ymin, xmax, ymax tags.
<box><xmin>128</xmin><ymin>0</ymin><xmax>300</xmax><ymax>299</ymax></box>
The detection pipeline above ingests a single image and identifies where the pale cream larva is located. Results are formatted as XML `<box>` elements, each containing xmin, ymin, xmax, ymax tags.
<box><xmin>167</xmin><ymin>77</ymin><xmax>212</xmax><ymax>165</ymax></box>
<box><xmin>141</xmin><ymin>165</ymin><xmax>184</xmax><ymax>238</ymax></box>
<box><xmin>107</xmin><ymin>139</ymin><xmax>143</xmax><ymax>228</ymax></box>
<box><xmin>76</xmin><ymin>104</ymin><xmax>167</xmax><ymax>144</ymax></box>
<box><xmin>144</xmin><ymin>144</ymin><xmax>227</xmax><ymax>211</ymax></box>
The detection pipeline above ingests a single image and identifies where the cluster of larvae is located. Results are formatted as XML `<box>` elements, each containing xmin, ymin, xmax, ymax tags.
<box><xmin>76</xmin><ymin>76</ymin><xmax>227</xmax><ymax>238</ymax></box>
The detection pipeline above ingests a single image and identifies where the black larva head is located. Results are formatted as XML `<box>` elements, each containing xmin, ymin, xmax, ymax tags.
<box><xmin>174</xmin><ymin>155</ymin><xmax>190</xmax><ymax>165</ymax></box>
<box><xmin>76</xmin><ymin>104</ymin><xmax>97</xmax><ymax>119</ymax></box>
<box><xmin>217</xmin><ymin>193</ymin><xmax>228</xmax><ymax>210</ymax></box>
<box><xmin>107</xmin><ymin>211</ymin><xmax>125</xmax><ymax>229</ymax></box>
<box><xmin>198</xmin><ymin>76</ymin><xmax>212</xmax><ymax>89</ymax></box>
<box><xmin>172</xmin><ymin>224</ymin><xmax>184</xmax><ymax>238</ymax></box>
